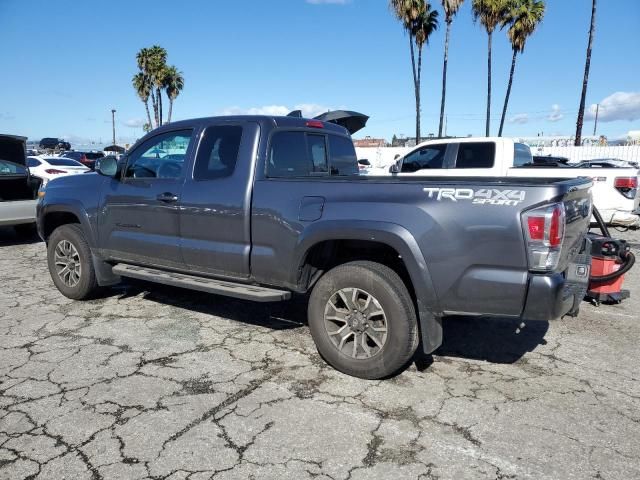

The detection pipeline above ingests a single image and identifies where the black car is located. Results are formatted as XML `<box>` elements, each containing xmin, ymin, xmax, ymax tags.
<box><xmin>39</xmin><ymin>138</ymin><xmax>71</xmax><ymax>151</ymax></box>
<box><xmin>61</xmin><ymin>151</ymin><xmax>104</xmax><ymax>170</ymax></box>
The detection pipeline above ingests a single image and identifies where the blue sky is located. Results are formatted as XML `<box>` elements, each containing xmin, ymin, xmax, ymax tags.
<box><xmin>1</xmin><ymin>0</ymin><xmax>639</xmax><ymax>144</ymax></box>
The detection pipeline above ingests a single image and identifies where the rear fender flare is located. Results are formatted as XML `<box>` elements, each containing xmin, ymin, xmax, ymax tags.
<box><xmin>294</xmin><ymin>220</ymin><xmax>443</xmax><ymax>353</ymax></box>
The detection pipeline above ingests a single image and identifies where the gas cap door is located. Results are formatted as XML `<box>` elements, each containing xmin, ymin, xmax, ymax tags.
<box><xmin>299</xmin><ymin>196</ymin><xmax>325</xmax><ymax>221</ymax></box>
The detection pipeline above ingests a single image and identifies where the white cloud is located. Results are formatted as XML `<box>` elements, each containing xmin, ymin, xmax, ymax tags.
<box><xmin>219</xmin><ymin>103</ymin><xmax>333</xmax><ymax>119</ymax></box>
<box><xmin>509</xmin><ymin>113</ymin><xmax>529</xmax><ymax>125</ymax></box>
<box><xmin>123</xmin><ymin>118</ymin><xmax>145</xmax><ymax>128</ymax></box>
<box><xmin>547</xmin><ymin>104</ymin><xmax>563</xmax><ymax>122</ymax></box>
<box><xmin>306</xmin><ymin>0</ymin><xmax>349</xmax><ymax>4</ymax></box>
<box><xmin>585</xmin><ymin>91</ymin><xmax>640</xmax><ymax>122</ymax></box>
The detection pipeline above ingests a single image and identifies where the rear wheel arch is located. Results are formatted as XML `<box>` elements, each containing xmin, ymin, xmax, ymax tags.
<box><xmin>295</xmin><ymin>222</ymin><xmax>444</xmax><ymax>354</ymax></box>
<box><xmin>294</xmin><ymin>222</ymin><xmax>440</xmax><ymax>309</ymax></box>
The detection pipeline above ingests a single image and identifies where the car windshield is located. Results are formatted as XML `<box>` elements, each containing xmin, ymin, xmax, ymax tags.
<box><xmin>47</xmin><ymin>158</ymin><xmax>84</xmax><ymax>167</ymax></box>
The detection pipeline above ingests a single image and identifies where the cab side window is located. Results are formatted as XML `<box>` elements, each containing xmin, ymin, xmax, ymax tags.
<box><xmin>401</xmin><ymin>144</ymin><xmax>446</xmax><ymax>172</ymax></box>
<box><xmin>193</xmin><ymin>125</ymin><xmax>243</xmax><ymax>180</ymax></box>
<box><xmin>267</xmin><ymin>131</ymin><xmax>329</xmax><ymax>177</ymax></box>
<box><xmin>124</xmin><ymin>129</ymin><xmax>193</xmax><ymax>179</ymax></box>
<box><xmin>455</xmin><ymin>142</ymin><xmax>495</xmax><ymax>169</ymax></box>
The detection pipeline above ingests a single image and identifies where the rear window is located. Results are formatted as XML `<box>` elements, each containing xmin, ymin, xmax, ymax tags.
<box><xmin>193</xmin><ymin>125</ymin><xmax>243</xmax><ymax>180</ymax></box>
<box><xmin>0</xmin><ymin>160</ymin><xmax>27</xmax><ymax>175</ymax></box>
<box><xmin>455</xmin><ymin>142</ymin><xmax>495</xmax><ymax>169</ymax></box>
<box><xmin>84</xmin><ymin>152</ymin><xmax>104</xmax><ymax>160</ymax></box>
<box><xmin>328</xmin><ymin>135</ymin><xmax>358</xmax><ymax>175</ymax></box>
<box><xmin>47</xmin><ymin>158</ymin><xmax>83</xmax><ymax>167</ymax></box>
<box><xmin>513</xmin><ymin>143</ymin><xmax>532</xmax><ymax>167</ymax></box>
<box><xmin>267</xmin><ymin>131</ymin><xmax>357</xmax><ymax>178</ymax></box>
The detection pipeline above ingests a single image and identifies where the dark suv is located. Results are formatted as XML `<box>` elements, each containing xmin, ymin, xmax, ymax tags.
<box><xmin>61</xmin><ymin>151</ymin><xmax>104</xmax><ymax>170</ymax></box>
<box><xmin>39</xmin><ymin>138</ymin><xmax>71</xmax><ymax>151</ymax></box>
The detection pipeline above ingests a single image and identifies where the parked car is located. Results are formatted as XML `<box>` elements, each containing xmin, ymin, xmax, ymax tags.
<box><xmin>39</xmin><ymin>138</ymin><xmax>71</xmax><ymax>151</ymax></box>
<box><xmin>357</xmin><ymin>158</ymin><xmax>372</xmax><ymax>174</ymax></box>
<box><xmin>60</xmin><ymin>151</ymin><xmax>104</xmax><ymax>170</ymax></box>
<box><xmin>0</xmin><ymin>134</ymin><xmax>41</xmax><ymax>236</ymax></box>
<box><xmin>26</xmin><ymin>156</ymin><xmax>90</xmax><ymax>186</ymax></box>
<box><xmin>38</xmin><ymin>115</ymin><xmax>593</xmax><ymax>379</ymax></box>
<box><xmin>394</xmin><ymin>137</ymin><xmax>640</xmax><ymax>227</ymax></box>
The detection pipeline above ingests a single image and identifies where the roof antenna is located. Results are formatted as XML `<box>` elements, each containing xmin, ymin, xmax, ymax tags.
<box><xmin>287</xmin><ymin>110</ymin><xmax>302</xmax><ymax>118</ymax></box>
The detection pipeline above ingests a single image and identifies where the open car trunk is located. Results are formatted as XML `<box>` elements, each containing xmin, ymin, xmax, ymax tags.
<box><xmin>0</xmin><ymin>134</ymin><xmax>39</xmax><ymax>201</ymax></box>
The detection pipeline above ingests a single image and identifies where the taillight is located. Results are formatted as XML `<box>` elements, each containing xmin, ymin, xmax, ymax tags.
<box><xmin>306</xmin><ymin>120</ymin><xmax>324</xmax><ymax>129</ymax></box>
<box><xmin>45</xmin><ymin>169</ymin><xmax>67</xmax><ymax>174</ymax></box>
<box><xmin>614</xmin><ymin>177</ymin><xmax>638</xmax><ymax>199</ymax></box>
<box><xmin>522</xmin><ymin>202</ymin><xmax>565</xmax><ymax>271</ymax></box>
<box><xmin>549</xmin><ymin>206</ymin><xmax>563</xmax><ymax>247</ymax></box>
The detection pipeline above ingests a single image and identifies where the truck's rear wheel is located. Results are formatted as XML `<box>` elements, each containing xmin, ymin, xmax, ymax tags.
<box><xmin>47</xmin><ymin>224</ymin><xmax>99</xmax><ymax>300</ymax></box>
<box><xmin>308</xmin><ymin>261</ymin><xmax>419</xmax><ymax>379</ymax></box>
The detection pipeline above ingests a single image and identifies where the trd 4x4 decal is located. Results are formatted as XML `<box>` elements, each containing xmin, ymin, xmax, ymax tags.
<box><xmin>423</xmin><ymin>187</ymin><xmax>526</xmax><ymax>206</ymax></box>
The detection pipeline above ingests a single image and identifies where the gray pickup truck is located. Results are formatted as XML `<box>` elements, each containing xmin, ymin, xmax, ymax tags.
<box><xmin>37</xmin><ymin>115</ymin><xmax>593</xmax><ymax>379</ymax></box>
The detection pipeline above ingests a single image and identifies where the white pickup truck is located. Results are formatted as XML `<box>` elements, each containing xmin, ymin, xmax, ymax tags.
<box><xmin>394</xmin><ymin>137</ymin><xmax>640</xmax><ymax>227</ymax></box>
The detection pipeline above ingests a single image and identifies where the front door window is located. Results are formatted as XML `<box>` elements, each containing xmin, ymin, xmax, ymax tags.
<box><xmin>124</xmin><ymin>130</ymin><xmax>193</xmax><ymax>179</ymax></box>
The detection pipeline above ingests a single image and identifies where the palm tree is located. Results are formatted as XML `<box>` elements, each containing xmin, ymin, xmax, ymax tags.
<box><xmin>497</xmin><ymin>0</ymin><xmax>545</xmax><ymax>137</ymax></box>
<box><xmin>132</xmin><ymin>72</ymin><xmax>153</xmax><ymax>130</ymax></box>
<box><xmin>472</xmin><ymin>0</ymin><xmax>510</xmax><ymax>136</ymax></box>
<box><xmin>438</xmin><ymin>0</ymin><xmax>465</xmax><ymax>137</ymax></box>
<box><xmin>136</xmin><ymin>47</ymin><xmax>158</xmax><ymax>128</ymax></box>
<box><xmin>135</xmin><ymin>46</ymin><xmax>167</xmax><ymax>127</ymax></box>
<box><xmin>164</xmin><ymin>66</ymin><xmax>184</xmax><ymax>123</ymax></box>
<box><xmin>390</xmin><ymin>0</ymin><xmax>439</xmax><ymax>142</ymax></box>
<box><xmin>147</xmin><ymin>45</ymin><xmax>168</xmax><ymax>127</ymax></box>
<box><xmin>575</xmin><ymin>0</ymin><xmax>596</xmax><ymax>146</ymax></box>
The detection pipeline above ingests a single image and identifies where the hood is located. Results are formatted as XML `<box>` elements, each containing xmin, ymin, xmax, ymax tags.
<box><xmin>0</xmin><ymin>134</ymin><xmax>27</xmax><ymax>166</ymax></box>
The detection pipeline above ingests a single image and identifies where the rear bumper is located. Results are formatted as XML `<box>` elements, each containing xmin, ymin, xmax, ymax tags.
<box><xmin>521</xmin><ymin>260</ymin><xmax>590</xmax><ymax>321</ymax></box>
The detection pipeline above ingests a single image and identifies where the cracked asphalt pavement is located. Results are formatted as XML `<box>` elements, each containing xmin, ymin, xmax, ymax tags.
<box><xmin>1</xmin><ymin>227</ymin><xmax>639</xmax><ymax>480</ymax></box>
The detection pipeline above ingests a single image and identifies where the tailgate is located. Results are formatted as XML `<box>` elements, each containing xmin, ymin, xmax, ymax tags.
<box><xmin>558</xmin><ymin>180</ymin><xmax>592</xmax><ymax>271</ymax></box>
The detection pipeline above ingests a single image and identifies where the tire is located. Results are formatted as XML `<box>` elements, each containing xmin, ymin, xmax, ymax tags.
<box><xmin>308</xmin><ymin>260</ymin><xmax>419</xmax><ymax>379</ymax></box>
<box><xmin>14</xmin><ymin>223</ymin><xmax>37</xmax><ymax>238</ymax></box>
<box><xmin>47</xmin><ymin>224</ymin><xmax>99</xmax><ymax>300</ymax></box>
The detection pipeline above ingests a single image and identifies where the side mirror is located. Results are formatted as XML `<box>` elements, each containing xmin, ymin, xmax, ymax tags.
<box><xmin>389</xmin><ymin>162</ymin><xmax>400</xmax><ymax>174</ymax></box>
<box><xmin>95</xmin><ymin>156</ymin><xmax>118</xmax><ymax>177</ymax></box>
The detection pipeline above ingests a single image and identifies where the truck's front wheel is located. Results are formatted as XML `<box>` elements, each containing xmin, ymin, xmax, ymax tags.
<box><xmin>47</xmin><ymin>224</ymin><xmax>99</xmax><ymax>300</ymax></box>
<box><xmin>308</xmin><ymin>261</ymin><xmax>419</xmax><ymax>379</ymax></box>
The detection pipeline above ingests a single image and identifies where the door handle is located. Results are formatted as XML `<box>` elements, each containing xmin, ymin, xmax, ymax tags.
<box><xmin>157</xmin><ymin>192</ymin><xmax>179</xmax><ymax>203</ymax></box>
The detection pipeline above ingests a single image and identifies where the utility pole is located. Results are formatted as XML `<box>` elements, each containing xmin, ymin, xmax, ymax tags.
<box><xmin>111</xmin><ymin>109</ymin><xmax>116</xmax><ymax>145</ymax></box>
<box><xmin>593</xmin><ymin>103</ymin><xmax>599</xmax><ymax>136</ymax></box>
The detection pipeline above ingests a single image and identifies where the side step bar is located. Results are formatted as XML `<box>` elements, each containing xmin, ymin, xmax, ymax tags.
<box><xmin>112</xmin><ymin>264</ymin><xmax>291</xmax><ymax>302</ymax></box>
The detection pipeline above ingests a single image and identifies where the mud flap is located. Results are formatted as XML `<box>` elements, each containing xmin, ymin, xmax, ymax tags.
<box><xmin>417</xmin><ymin>299</ymin><xmax>443</xmax><ymax>353</ymax></box>
<box><xmin>92</xmin><ymin>253</ymin><xmax>121</xmax><ymax>286</ymax></box>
